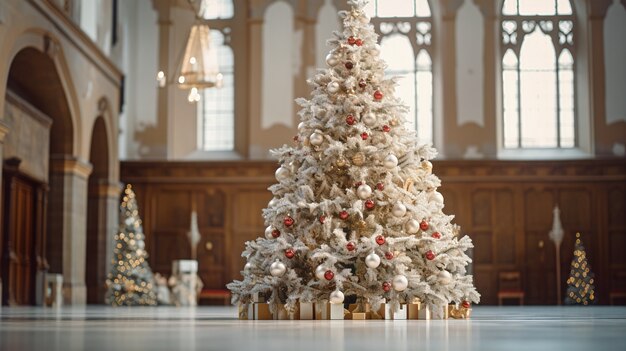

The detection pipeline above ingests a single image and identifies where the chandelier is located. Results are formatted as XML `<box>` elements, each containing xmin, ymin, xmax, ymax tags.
<box><xmin>157</xmin><ymin>0</ymin><xmax>223</xmax><ymax>103</ymax></box>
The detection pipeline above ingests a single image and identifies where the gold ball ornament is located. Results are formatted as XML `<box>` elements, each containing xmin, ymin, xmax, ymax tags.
<box><xmin>390</xmin><ymin>118</ymin><xmax>399</xmax><ymax>126</ymax></box>
<box><xmin>421</xmin><ymin>160</ymin><xmax>433</xmax><ymax>174</ymax></box>
<box><xmin>352</xmin><ymin>152</ymin><xmax>365</xmax><ymax>166</ymax></box>
<box><xmin>336</xmin><ymin>157</ymin><xmax>347</xmax><ymax>167</ymax></box>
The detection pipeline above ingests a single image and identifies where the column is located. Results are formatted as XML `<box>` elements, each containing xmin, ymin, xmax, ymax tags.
<box><xmin>48</xmin><ymin>155</ymin><xmax>92</xmax><ymax>305</ymax></box>
<box><xmin>87</xmin><ymin>180</ymin><xmax>121</xmax><ymax>304</ymax></box>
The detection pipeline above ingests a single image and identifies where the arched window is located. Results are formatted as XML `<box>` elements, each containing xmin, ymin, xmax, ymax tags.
<box><xmin>198</xmin><ymin>0</ymin><xmax>235</xmax><ymax>151</ymax></box>
<box><xmin>365</xmin><ymin>0</ymin><xmax>434</xmax><ymax>145</ymax></box>
<box><xmin>501</xmin><ymin>0</ymin><xmax>575</xmax><ymax>149</ymax></box>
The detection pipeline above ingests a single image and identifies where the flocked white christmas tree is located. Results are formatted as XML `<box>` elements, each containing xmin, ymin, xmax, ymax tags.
<box><xmin>227</xmin><ymin>0</ymin><xmax>479</xmax><ymax>317</ymax></box>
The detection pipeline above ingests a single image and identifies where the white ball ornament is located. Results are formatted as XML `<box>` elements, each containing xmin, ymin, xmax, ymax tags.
<box><xmin>356</xmin><ymin>184</ymin><xmax>372</xmax><ymax>199</ymax></box>
<box><xmin>365</xmin><ymin>252</ymin><xmax>381</xmax><ymax>268</ymax></box>
<box><xmin>315</xmin><ymin>265</ymin><xmax>327</xmax><ymax>280</ymax></box>
<box><xmin>438</xmin><ymin>270</ymin><xmax>453</xmax><ymax>285</ymax></box>
<box><xmin>270</xmin><ymin>260</ymin><xmax>286</xmax><ymax>277</ymax></box>
<box><xmin>327</xmin><ymin>81</ymin><xmax>340</xmax><ymax>93</ymax></box>
<box><xmin>309</xmin><ymin>132</ymin><xmax>324</xmax><ymax>146</ymax></box>
<box><xmin>244</xmin><ymin>262</ymin><xmax>253</xmax><ymax>273</ymax></box>
<box><xmin>430</xmin><ymin>191</ymin><xmax>445</xmax><ymax>207</ymax></box>
<box><xmin>392</xmin><ymin>203</ymin><xmax>407</xmax><ymax>217</ymax></box>
<box><xmin>383</xmin><ymin>154</ymin><xmax>398</xmax><ymax>169</ymax></box>
<box><xmin>405</xmin><ymin>219</ymin><xmax>420</xmax><ymax>234</ymax></box>
<box><xmin>275</xmin><ymin>166</ymin><xmax>290</xmax><ymax>182</ymax></box>
<box><xmin>362</xmin><ymin>112</ymin><xmax>376</xmax><ymax>126</ymax></box>
<box><xmin>297</xmin><ymin>122</ymin><xmax>305</xmax><ymax>131</ymax></box>
<box><xmin>329</xmin><ymin>290</ymin><xmax>345</xmax><ymax>304</ymax></box>
<box><xmin>268</xmin><ymin>198</ymin><xmax>278</xmax><ymax>207</ymax></box>
<box><xmin>392</xmin><ymin>275</ymin><xmax>409</xmax><ymax>291</ymax></box>
<box><xmin>264</xmin><ymin>226</ymin><xmax>274</xmax><ymax>239</ymax></box>
<box><xmin>326</xmin><ymin>53</ymin><xmax>339</xmax><ymax>67</ymax></box>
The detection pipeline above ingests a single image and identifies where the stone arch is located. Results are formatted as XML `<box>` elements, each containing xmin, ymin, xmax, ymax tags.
<box><xmin>2</xmin><ymin>29</ymin><xmax>81</xmax><ymax>156</ymax></box>
<box><xmin>2</xmin><ymin>29</ymin><xmax>90</xmax><ymax>304</ymax></box>
<box><xmin>85</xmin><ymin>114</ymin><xmax>110</xmax><ymax>304</ymax></box>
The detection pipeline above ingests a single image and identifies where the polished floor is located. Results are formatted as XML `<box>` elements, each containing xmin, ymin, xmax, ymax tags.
<box><xmin>1</xmin><ymin>305</ymin><xmax>625</xmax><ymax>351</ymax></box>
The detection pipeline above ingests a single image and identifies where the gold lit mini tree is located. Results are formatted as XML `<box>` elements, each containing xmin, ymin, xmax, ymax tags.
<box><xmin>564</xmin><ymin>232</ymin><xmax>596</xmax><ymax>305</ymax></box>
<box><xmin>105</xmin><ymin>184</ymin><xmax>157</xmax><ymax>306</ymax></box>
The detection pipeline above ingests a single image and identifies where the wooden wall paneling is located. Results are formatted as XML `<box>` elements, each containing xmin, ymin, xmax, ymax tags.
<box><xmin>523</xmin><ymin>186</ymin><xmax>555</xmax><ymax>304</ymax></box>
<box><xmin>120</xmin><ymin>159</ymin><xmax>626</xmax><ymax>305</ymax></box>
<box><xmin>494</xmin><ymin>188</ymin><xmax>515</xmax><ymax>265</ymax></box>
<box><xmin>230</xmin><ymin>188</ymin><xmax>273</xmax><ymax>281</ymax></box>
<box><xmin>606</xmin><ymin>184</ymin><xmax>626</xmax><ymax>298</ymax></box>
<box><xmin>197</xmin><ymin>188</ymin><xmax>227</xmax><ymax>289</ymax></box>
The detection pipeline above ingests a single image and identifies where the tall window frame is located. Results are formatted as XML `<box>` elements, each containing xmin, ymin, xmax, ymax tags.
<box><xmin>364</xmin><ymin>0</ymin><xmax>434</xmax><ymax>145</ymax></box>
<box><xmin>500</xmin><ymin>0</ymin><xmax>577</xmax><ymax>151</ymax></box>
<box><xmin>197</xmin><ymin>0</ymin><xmax>236</xmax><ymax>152</ymax></box>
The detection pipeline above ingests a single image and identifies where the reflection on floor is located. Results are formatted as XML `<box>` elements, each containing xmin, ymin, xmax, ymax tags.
<box><xmin>1</xmin><ymin>306</ymin><xmax>625</xmax><ymax>351</ymax></box>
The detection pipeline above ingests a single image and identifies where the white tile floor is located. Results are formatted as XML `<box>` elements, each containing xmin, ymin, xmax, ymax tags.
<box><xmin>1</xmin><ymin>306</ymin><xmax>625</xmax><ymax>351</ymax></box>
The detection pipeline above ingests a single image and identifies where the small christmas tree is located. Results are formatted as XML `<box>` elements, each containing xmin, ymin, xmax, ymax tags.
<box><xmin>564</xmin><ymin>232</ymin><xmax>596</xmax><ymax>305</ymax></box>
<box><xmin>105</xmin><ymin>184</ymin><xmax>157</xmax><ymax>306</ymax></box>
<box><xmin>227</xmin><ymin>0</ymin><xmax>479</xmax><ymax>317</ymax></box>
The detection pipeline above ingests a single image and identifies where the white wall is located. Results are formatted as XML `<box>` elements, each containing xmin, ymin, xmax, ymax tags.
<box><xmin>261</xmin><ymin>2</ymin><xmax>295</xmax><ymax>130</ymax></box>
<box><xmin>112</xmin><ymin>0</ymin><xmax>159</xmax><ymax>159</ymax></box>
<box><xmin>604</xmin><ymin>0</ymin><xmax>626</xmax><ymax>125</ymax></box>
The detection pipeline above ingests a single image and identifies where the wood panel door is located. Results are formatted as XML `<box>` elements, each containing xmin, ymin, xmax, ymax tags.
<box><xmin>1</xmin><ymin>173</ymin><xmax>39</xmax><ymax>305</ymax></box>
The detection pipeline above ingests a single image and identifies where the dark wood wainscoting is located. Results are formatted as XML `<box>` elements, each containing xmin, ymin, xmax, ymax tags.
<box><xmin>1</xmin><ymin>159</ymin><xmax>47</xmax><ymax>305</ymax></box>
<box><xmin>121</xmin><ymin>159</ymin><xmax>626</xmax><ymax>305</ymax></box>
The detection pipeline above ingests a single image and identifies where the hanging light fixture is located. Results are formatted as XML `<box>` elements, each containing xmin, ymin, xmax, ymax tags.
<box><xmin>157</xmin><ymin>0</ymin><xmax>223</xmax><ymax>103</ymax></box>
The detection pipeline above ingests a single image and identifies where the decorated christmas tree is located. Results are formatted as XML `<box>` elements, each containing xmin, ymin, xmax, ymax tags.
<box><xmin>105</xmin><ymin>184</ymin><xmax>157</xmax><ymax>306</ymax></box>
<box><xmin>227</xmin><ymin>0</ymin><xmax>479</xmax><ymax>317</ymax></box>
<box><xmin>564</xmin><ymin>232</ymin><xmax>596</xmax><ymax>305</ymax></box>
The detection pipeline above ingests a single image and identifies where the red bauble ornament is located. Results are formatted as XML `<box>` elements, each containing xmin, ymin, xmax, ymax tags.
<box><xmin>420</xmin><ymin>220</ymin><xmax>429</xmax><ymax>231</ymax></box>
<box><xmin>293</xmin><ymin>135</ymin><xmax>299</xmax><ymax>142</ymax></box>
<box><xmin>348</xmin><ymin>36</ymin><xmax>356</xmax><ymax>45</ymax></box>
<box><xmin>425</xmin><ymin>250</ymin><xmax>436</xmax><ymax>261</ymax></box>
<box><xmin>319</xmin><ymin>215</ymin><xmax>326</xmax><ymax>224</ymax></box>
<box><xmin>375</xmin><ymin>235</ymin><xmax>385</xmax><ymax>245</ymax></box>
<box><xmin>361</xmin><ymin>132</ymin><xmax>369</xmax><ymax>140</ymax></box>
<box><xmin>431</xmin><ymin>232</ymin><xmax>441</xmax><ymax>239</ymax></box>
<box><xmin>374</xmin><ymin>90</ymin><xmax>383</xmax><ymax>100</ymax></box>
<box><xmin>339</xmin><ymin>211</ymin><xmax>349</xmax><ymax>220</ymax></box>
<box><xmin>376</xmin><ymin>183</ymin><xmax>384</xmax><ymax>191</ymax></box>
<box><xmin>355</xmin><ymin>38</ymin><xmax>363</xmax><ymax>46</ymax></box>
<box><xmin>358</xmin><ymin>79</ymin><xmax>367</xmax><ymax>88</ymax></box>
<box><xmin>382</xmin><ymin>125</ymin><xmax>391</xmax><ymax>132</ymax></box>
<box><xmin>285</xmin><ymin>248</ymin><xmax>295</xmax><ymax>259</ymax></box>
<box><xmin>284</xmin><ymin>216</ymin><xmax>294</xmax><ymax>227</ymax></box>
<box><xmin>272</xmin><ymin>229</ymin><xmax>281</xmax><ymax>238</ymax></box>
<box><xmin>365</xmin><ymin>199</ymin><xmax>375</xmax><ymax>210</ymax></box>
<box><xmin>382</xmin><ymin>282</ymin><xmax>391</xmax><ymax>292</ymax></box>
<box><xmin>385</xmin><ymin>251</ymin><xmax>394</xmax><ymax>260</ymax></box>
<box><xmin>345</xmin><ymin>61</ymin><xmax>354</xmax><ymax>70</ymax></box>
<box><xmin>462</xmin><ymin>300</ymin><xmax>471</xmax><ymax>309</ymax></box>
<box><xmin>346</xmin><ymin>114</ymin><xmax>356</xmax><ymax>125</ymax></box>
<box><xmin>346</xmin><ymin>241</ymin><xmax>356</xmax><ymax>251</ymax></box>
<box><xmin>324</xmin><ymin>270</ymin><xmax>335</xmax><ymax>280</ymax></box>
